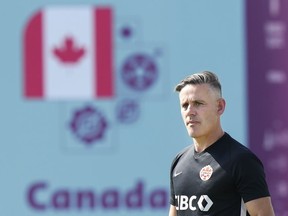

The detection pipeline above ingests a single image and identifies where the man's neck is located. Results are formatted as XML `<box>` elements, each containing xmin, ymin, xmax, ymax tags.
<box><xmin>193</xmin><ymin>130</ymin><xmax>225</xmax><ymax>153</ymax></box>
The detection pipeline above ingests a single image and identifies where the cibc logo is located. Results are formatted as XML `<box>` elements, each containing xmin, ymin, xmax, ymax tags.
<box><xmin>175</xmin><ymin>195</ymin><xmax>213</xmax><ymax>212</ymax></box>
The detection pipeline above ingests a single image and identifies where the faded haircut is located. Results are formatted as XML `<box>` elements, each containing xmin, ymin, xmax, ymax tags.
<box><xmin>174</xmin><ymin>71</ymin><xmax>222</xmax><ymax>97</ymax></box>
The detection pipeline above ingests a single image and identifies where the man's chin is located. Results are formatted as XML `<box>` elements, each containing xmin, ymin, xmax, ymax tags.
<box><xmin>187</xmin><ymin>129</ymin><xmax>203</xmax><ymax>139</ymax></box>
<box><xmin>187</xmin><ymin>131</ymin><xmax>197</xmax><ymax>138</ymax></box>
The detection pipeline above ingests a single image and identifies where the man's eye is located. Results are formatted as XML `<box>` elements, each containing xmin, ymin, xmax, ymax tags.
<box><xmin>182</xmin><ymin>103</ymin><xmax>188</xmax><ymax>109</ymax></box>
<box><xmin>195</xmin><ymin>101</ymin><xmax>203</xmax><ymax>106</ymax></box>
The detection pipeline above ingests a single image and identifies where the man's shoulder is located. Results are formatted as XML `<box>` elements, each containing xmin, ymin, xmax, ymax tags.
<box><xmin>224</xmin><ymin>133</ymin><xmax>262</xmax><ymax>167</ymax></box>
<box><xmin>170</xmin><ymin>145</ymin><xmax>193</xmax><ymax>168</ymax></box>
<box><xmin>210</xmin><ymin>133</ymin><xmax>259</xmax><ymax>168</ymax></box>
<box><xmin>174</xmin><ymin>145</ymin><xmax>193</xmax><ymax>160</ymax></box>
<box><xmin>224</xmin><ymin>133</ymin><xmax>252</xmax><ymax>154</ymax></box>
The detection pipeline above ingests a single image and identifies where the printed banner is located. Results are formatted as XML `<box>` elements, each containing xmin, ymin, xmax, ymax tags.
<box><xmin>24</xmin><ymin>6</ymin><xmax>114</xmax><ymax>99</ymax></box>
<box><xmin>246</xmin><ymin>0</ymin><xmax>288</xmax><ymax>215</ymax></box>
<box><xmin>0</xmin><ymin>2</ymin><xmax>246</xmax><ymax>216</ymax></box>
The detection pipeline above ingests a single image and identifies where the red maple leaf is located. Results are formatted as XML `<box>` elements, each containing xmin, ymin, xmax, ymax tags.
<box><xmin>53</xmin><ymin>37</ymin><xmax>85</xmax><ymax>63</ymax></box>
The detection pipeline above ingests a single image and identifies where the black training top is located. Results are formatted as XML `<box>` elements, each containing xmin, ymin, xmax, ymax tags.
<box><xmin>170</xmin><ymin>133</ymin><xmax>270</xmax><ymax>216</ymax></box>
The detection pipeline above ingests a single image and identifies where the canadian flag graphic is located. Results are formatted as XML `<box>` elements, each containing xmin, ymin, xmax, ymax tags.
<box><xmin>23</xmin><ymin>6</ymin><xmax>114</xmax><ymax>99</ymax></box>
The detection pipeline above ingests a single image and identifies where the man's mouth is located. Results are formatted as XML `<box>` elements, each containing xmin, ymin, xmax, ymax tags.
<box><xmin>187</xmin><ymin>121</ymin><xmax>199</xmax><ymax>126</ymax></box>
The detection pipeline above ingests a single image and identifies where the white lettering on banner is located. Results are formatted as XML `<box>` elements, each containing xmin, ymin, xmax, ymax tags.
<box><xmin>269</xmin><ymin>0</ymin><xmax>280</xmax><ymax>16</ymax></box>
<box><xmin>175</xmin><ymin>195</ymin><xmax>213</xmax><ymax>212</ymax></box>
<box><xmin>266</xmin><ymin>70</ymin><xmax>287</xmax><ymax>84</ymax></box>
<box><xmin>26</xmin><ymin>180</ymin><xmax>168</xmax><ymax>211</ymax></box>
<box><xmin>263</xmin><ymin>128</ymin><xmax>288</xmax><ymax>151</ymax></box>
<box><xmin>264</xmin><ymin>21</ymin><xmax>286</xmax><ymax>49</ymax></box>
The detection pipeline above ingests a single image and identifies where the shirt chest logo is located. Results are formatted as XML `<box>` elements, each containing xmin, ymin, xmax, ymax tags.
<box><xmin>199</xmin><ymin>165</ymin><xmax>213</xmax><ymax>181</ymax></box>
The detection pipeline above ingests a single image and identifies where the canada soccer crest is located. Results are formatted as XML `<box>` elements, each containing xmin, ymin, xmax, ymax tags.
<box><xmin>199</xmin><ymin>165</ymin><xmax>213</xmax><ymax>181</ymax></box>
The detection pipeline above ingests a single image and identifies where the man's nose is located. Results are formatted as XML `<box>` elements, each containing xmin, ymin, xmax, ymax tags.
<box><xmin>187</xmin><ymin>104</ymin><xmax>196</xmax><ymax>115</ymax></box>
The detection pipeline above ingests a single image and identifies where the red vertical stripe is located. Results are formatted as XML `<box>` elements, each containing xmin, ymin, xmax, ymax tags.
<box><xmin>94</xmin><ymin>7</ymin><xmax>114</xmax><ymax>97</ymax></box>
<box><xmin>24</xmin><ymin>11</ymin><xmax>43</xmax><ymax>98</ymax></box>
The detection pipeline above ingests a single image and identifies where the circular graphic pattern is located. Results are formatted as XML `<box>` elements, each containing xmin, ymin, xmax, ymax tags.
<box><xmin>121</xmin><ymin>53</ymin><xmax>158</xmax><ymax>91</ymax></box>
<box><xmin>121</xmin><ymin>26</ymin><xmax>132</xmax><ymax>38</ymax></box>
<box><xmin>116</xmin><ymin>99</ymin><xmax>140</xmax><ymax>124</ymax></box>
<box><xmin>70</xmin><ymin>106</ymin><xmax>107</xmax><ymax>145</ymax></box>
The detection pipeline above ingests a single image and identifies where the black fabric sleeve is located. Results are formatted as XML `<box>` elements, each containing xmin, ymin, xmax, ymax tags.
<box><xmin>169</xmin><ymin>146</ymin><xmax>191</xmax><ymax>206</ymax></box>
<box><xmin>170</xmin><ymin>154</ymin><xmax>179</xmax><ymax>206</ymax></box>
<box><xmin>232</xmin><ymin>152</ymin><xmax>270</xmax><ymax>203</ymax></box>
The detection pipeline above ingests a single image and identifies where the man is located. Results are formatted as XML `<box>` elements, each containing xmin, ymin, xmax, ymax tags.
<box><xmin>169</xmin><ymin>71</ymin><xmax>275</xmax><ymax>216</ymax></box>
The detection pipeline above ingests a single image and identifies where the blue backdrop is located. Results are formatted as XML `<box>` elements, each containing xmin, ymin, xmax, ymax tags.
<box><xmin>0</xmin><ymin>1</ymin><xmax>245</xmax><ymax>215</ymax></box>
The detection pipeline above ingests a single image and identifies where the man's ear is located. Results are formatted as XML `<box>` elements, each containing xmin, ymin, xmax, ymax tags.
<box><xmin>217</xmin><ymin>98</ymin><xmax>226</xmax><ymax>115</ymax></box>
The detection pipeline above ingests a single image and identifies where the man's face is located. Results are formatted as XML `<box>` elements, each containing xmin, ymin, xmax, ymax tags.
<box><xmin>179</xmin><ymin>84</ymin><xmax>224</xmax><ymax>139</ymax></box>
